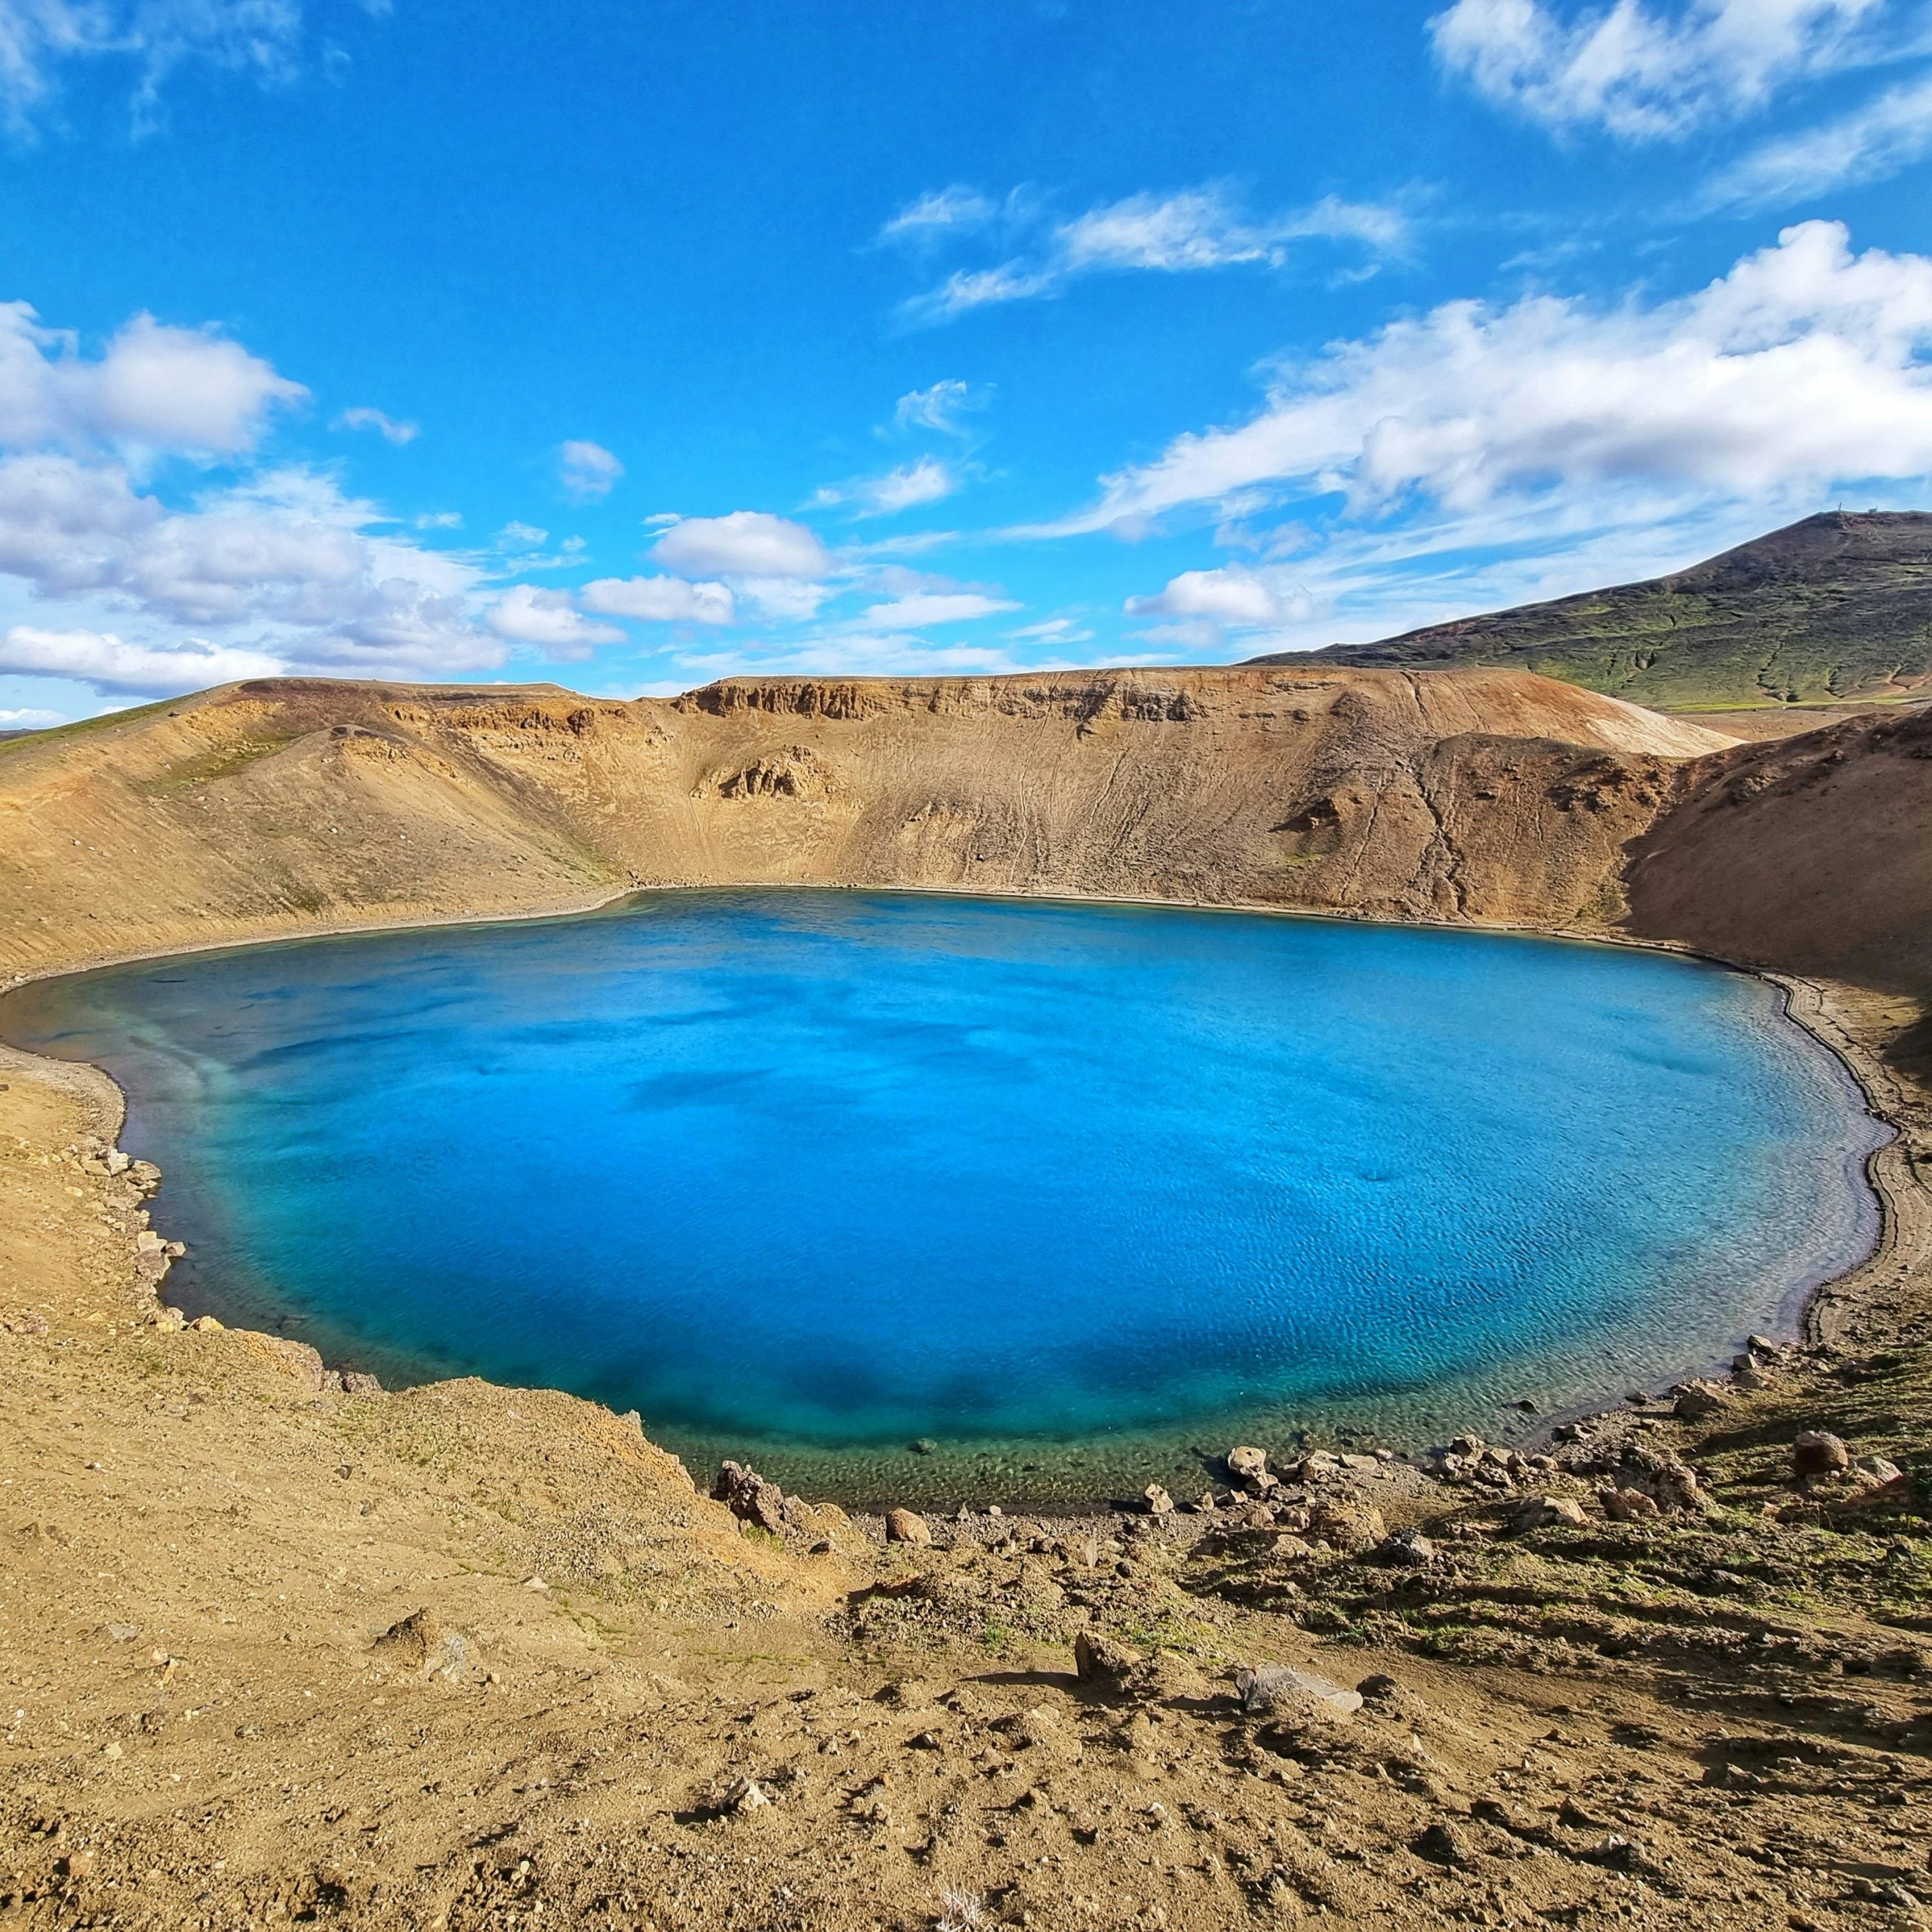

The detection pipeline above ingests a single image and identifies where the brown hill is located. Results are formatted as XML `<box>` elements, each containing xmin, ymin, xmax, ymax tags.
<box><xmin>1245</xmin><ymin>509</ymin><xmax>1932</xmax><ymax>712</ymax></box>
<box><xmin>0</xmin><ymin>664</ymin><xmax>1730</xmax><ymax>986</ymax></box>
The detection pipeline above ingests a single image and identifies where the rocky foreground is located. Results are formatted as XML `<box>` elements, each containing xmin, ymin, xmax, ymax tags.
<box><xmin>3</xmin><ymin>1004</ymin><xmax>1930</xmax><ymax>1932</ymax></box>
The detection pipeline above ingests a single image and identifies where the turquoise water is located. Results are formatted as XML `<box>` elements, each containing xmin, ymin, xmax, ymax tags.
<box><xmin>1</xmin><ymin>891</ymin><xmax>1884</xmax><ymax>1503</ymax></box>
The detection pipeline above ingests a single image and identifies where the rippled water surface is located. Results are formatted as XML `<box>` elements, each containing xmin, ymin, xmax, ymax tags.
<box><xmin>2</xmin><ymin>891</ymin><xmax>1884</xmax><ymax>1502</ymax></box>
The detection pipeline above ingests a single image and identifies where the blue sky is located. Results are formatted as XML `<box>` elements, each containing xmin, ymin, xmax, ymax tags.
<box><xmin>3</xmin><ymin>0</ymin><xmax>1932</xmax><ymax>724</ymax></box>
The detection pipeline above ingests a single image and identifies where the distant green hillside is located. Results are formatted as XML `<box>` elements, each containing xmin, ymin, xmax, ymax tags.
<box><xmin>1246</xmin><ymin>510</ymin><xmax>1932</xmax><ymax>710</ymax></box>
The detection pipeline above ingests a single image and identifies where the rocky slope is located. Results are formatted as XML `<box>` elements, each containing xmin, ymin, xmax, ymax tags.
<box><xmin>1247</xmin><ymin>510</ymin><xmax>1932</xmax><ymax>712</ymax></box>
<box><xmin>0</xmin><ymin>663</ymin><xmax>1728</xmax><ymax>985</ymax></box>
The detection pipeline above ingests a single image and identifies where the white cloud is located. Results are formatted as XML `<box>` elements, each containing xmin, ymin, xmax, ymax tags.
<box><xmin>0</xmin><ymin>303</ymin><xmax>306</xmax><ymax>455</ymax></box>
<box><xmin>897</xmin><ymin>183</ymin><xmax>1411</xmax><ymax>325</ymax></box>
<box><xmin>733</xmin><ymin>577</ymin><xmax>832</xmax><ymax>622</ymax></box>
<box><xmin>557</xmin><ymin>438</ymin><xmax>623</xmax><ymax>500</ymax></box>
<box><xmin>1126</xmin><ymin>568</ymin><xmax>1313</xmax><ymax>629</ymax></box>
<box><xmin>0</xmin><ymin>453</ymin><xmax>508</xmax><ymax>681</ymax></box>
<box><xmin>877</xmin><ymin>186</ymin><xmax>1001</xmax><ymax>244</ymax></box>
<box><xmin>1429</xmin><ymin>0</ymin><xmax>1911</xmax><ymax>140</ymax></box>
<box><xmin>0</xmin><ymin>703</ymin><xmax>62</xmax><ymax>724</ymax></box>
<box><xmin>813</xmin><ymin>456</ymin><xmax>959</xmax><ymax>517</ymax></box>
<box><xmin>0</xmin><ymin>624</ymin><xmax>284</xmax><ymax>694</ymax></box>
<box><xmin>0</xmin><ymin>0</ymin><xmax>316</xmax><ymax>137</ymax></box>
<box><xmin>1704</xmin><ymin>65</ymin><xmax>1932</xmax><ymax>202</ymax></box>
<box><xmin>651</xmin><ymin>509</ymin><xmax>833</xmax><ymax>579</ymax></box>
<box><xmin>1041</xmin><ymin>223</ymin><xmax>1932</xmax><ymax>538</ymax></box>
<box><xmin>581</xmin><ymin>574</ymin><xmax>736</xmax><ymax>625</ymax></box>
<box><xmin>856</xmin><ymin>590</ymin><xmax>1018</xmax><ymax>629</ymax></box>
<box><xmin>892</xmin><ymin>379</ymin><xmax>988</xmax><ymax>436</ymax></box>
<box><xmin>483</xmin><ymin>586</ymin><xmax>623</xmax><ymax>656</ymax></box>
<box><xmin>334</xmin><ymin>405</ymin><xmax>419</xmax><ymax>445</ymax></box>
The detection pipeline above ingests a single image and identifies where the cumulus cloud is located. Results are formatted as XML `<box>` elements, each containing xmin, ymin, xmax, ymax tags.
<box><xmin>1041</xmin><ymin>223</ymin><xmax>1932</xmax><ymax>539</ymax></box>
<box><xmin>0</xmin><ymin>303</ymin><xmax>306</xmax><ymax>454</ymax></box>
<box><xmin>557</xmin><ymin>438</ymin><xmax>623</xmax><ymax>500</ymax></box>
<box><xmin>484</xmin><ymin>585</ymin><xmax>623</xmax><ymax>656</ymax></box>
<box><xmin>334</xmin><ymin>405</ymin><xmax>419</xmax><ymax>445</ymax></box>
<box><xmin>1704</xmin><ymin>65</ymin><xmax>1932</xmax><ymax>202</ymax></box>
<box><xmin>651</xmin><ymin>509</ymin><xmax>833</xmax><ymax>580</ymax></box>
<box><xmin>891</xmin><ymin>183</ymin><xmax>1411</xmax><ymax>325</ymax></box>
<box><xmin>1125</xmin><ymin>568</ymin><xmax>1313</xmax><ymax>629</ymax></box>
<box><xmin>0</xmin><ymin>624</ymin><xmax>284</xmax><ymax>693</ymax></box>
<box><xmin>1429</xmin><ymin>0</ymin><xmax>1913</xmax><ymax>140</ymax></box>
<box><xmin>580</xmin><ymin>574</ymin><xmax>736</xmax><ymax>625</ymax></box>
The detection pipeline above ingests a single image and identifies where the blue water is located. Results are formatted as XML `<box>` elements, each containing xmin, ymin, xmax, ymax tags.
<box><xmin>0</xmin><ymin>891</ymin><xmax>1884</xmax><ymax>1503</ymax></box>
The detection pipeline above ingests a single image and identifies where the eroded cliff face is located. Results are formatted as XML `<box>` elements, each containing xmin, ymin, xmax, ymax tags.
<box><xmin>0</xmin><ymin>666</ymin><xmax>1745</xmax><ymax>984</ymax></box>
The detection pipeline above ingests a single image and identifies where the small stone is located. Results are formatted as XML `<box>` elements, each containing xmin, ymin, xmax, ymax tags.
<box><xmin>910</xmin><ymin>1438</ymin><xmax>937</xmax><ymax>1455</ymax></box>
<box><xmin>189</xmin><ymin>1315</ymin><xmax>223</xmax><ymax>1332</ymax></box>
<box><xmin>1793</xmin><ymin>1431</ymin><xmax>1850</xmax><ymax>1477</ymax></box>
<box><xmin>340</xmin><ymin>1371</ymin><xmax>383</xmax><ymax>1395</ymax></box>
<box><xmin>1854</xmin><ymin>1454</ymin><xmax>1904</xmax><ymax>1485</ymax></box>
<box><xmin>884</xmin><ymin>1507</ymin><xmax>931</xmax><ymax>1546</ymax></box>
<box><xmin>1142</xmin><ymin>1483</ymin><xmax>1174</xmax><ymax>1516</ymax></box>
<box><xmin>723</xmin><ymin>1777</ymin><xmax>771</xmax><ymax>1814</ymax></box>
<box><xmin>521</xmin><ymin>1575</ymin><xmax>548</xmax><ymax>1592</ymax></box>
<box><xmin>1226</xmin><ymin>1444</ymin><xmax>1269</xmax><ymax>1485</ymax></box>
<box><xmin>1412</xmin><ymin>1821</ymin><xmax>1468</xmax><ymax>1866</ymax></box>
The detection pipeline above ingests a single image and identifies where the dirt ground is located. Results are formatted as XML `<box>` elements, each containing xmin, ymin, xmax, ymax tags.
<box><xmin>4</xmin><ymin>975</ymin><xmax>1931</xmax><ymax>1932</ymax></box>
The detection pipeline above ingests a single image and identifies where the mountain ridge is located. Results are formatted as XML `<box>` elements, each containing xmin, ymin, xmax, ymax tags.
<box><xmin>1245</xmin><ymin>509</ymin><xmax>1932</xmax><ymax>710</ymax></box>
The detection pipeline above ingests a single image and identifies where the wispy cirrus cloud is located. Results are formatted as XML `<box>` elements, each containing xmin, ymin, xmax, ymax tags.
<box><xmin>0</xmin><ymin>0</ymin><xmax>355</xmax><ymax>140</ymax></box>
<box><xmin>891</xmin><ymin>379</ymin><xmax>990</xmax><ymax>437</ymax></box>
<box><xmin>1703</xmin><ymin>63</ymin><xmax>1932</xmax><ymax>202</ymax></box>
<box><xmin>811</xmin><ymin>455</ymin><xmax>961</xmax><ymax>518</ymax></box>
<box><xmin>1429</xmin><ymin>0</ymin><xmax>1926</xmax><ymax>140</ymax></box>
<box><xmin>880</xmin><ymin>182</ymin><xmax>1414</xmax><ymax>326</ymax></box>
<box><xmin>334</xmin><ymin>405</ymin><xmax>419</xmax><ymax>445</ymax></box>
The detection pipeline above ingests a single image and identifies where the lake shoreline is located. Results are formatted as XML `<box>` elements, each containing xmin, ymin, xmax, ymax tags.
<box><xmin>0</xmin><ymin>880</ymin><xmax>1915</xmax><ymax>1509</ymax></box>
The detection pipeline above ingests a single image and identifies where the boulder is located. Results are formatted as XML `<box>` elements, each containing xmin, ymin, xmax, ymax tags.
<box><xmin>1672</xmin><ymin>1380</ymin><xmax>1729</xmax><ymax>1423</ymax></box>
<box><xmin>1853</xmin><ymin>1454</ymin><xmax>1904</xmax><ymax>1486</ymax></box>
<box><xmin>1793</xmin><ymin>1431</ymin><xmax>1851</xmax><ymax>1478</ymax></box>
<box><xmin>1516</xmin><ymin>1494</ymin><xmax>1589</xmax><ymax>1531</ymax></box>
<box><xmin>883</xmin><ymin>1506</ymin><xmax>931</xmax><ymax>1546</ymax></box>
<box><xmin>1371</xmin><ymin>1527</ymin><xmax>1436</xmax><ymax>1568</ymax></box>
<box><xmin>1226</xmin><ymin>1445</ymin><xmax>1270</xmax><ymax>1490</ymax></box>
<box><xmin>340</xmin><ymin>1371</ymin><xmax>383</xmax><ymax>1395</ymax></box>
<box><xmin>1142</xmin><ymin>1483</ymin><xmax>1174</xmax><ymax>1516</ymax></box>
<box><xmin>1599</xmin><ymin>1486</ymin><xmax>1661</xmax><ymax>1522</ymax></box>
<box><xmin>1073</xmin><ymin>1629</ymin><xmax>1143</xmax><ymax>1690</ymax></box>
<box><xmin>713</xmin><ymin>1460</ymin><xmax>788</xmax><ymax>1534</ymax></box>
<box><xmin>1235</xmin><ymin>1664</ymin><xmax>1362</xmax><ymax>1721</ymax></box>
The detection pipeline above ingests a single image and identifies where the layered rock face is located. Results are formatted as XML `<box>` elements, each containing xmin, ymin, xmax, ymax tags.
<box><xmin>0</xmin><ymin>665</ymin><xmax>1723</xmax><ymax>966</ymax></box>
